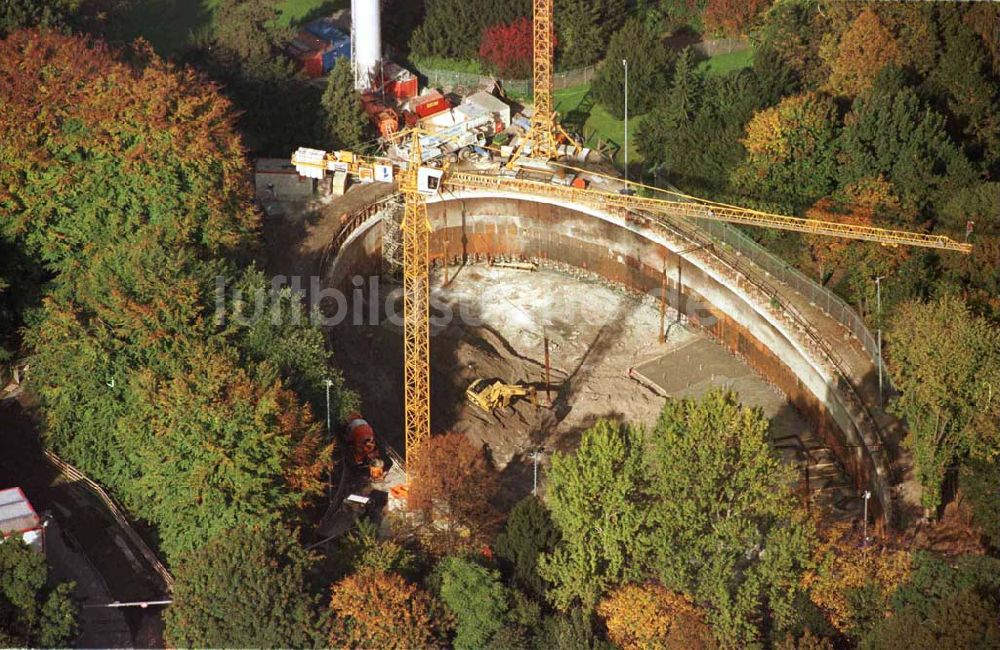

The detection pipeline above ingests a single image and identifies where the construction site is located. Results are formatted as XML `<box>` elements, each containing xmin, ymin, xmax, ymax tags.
<box><xmin>8</xmin><ymin>0</ymin><xmax>1000</xmax><ymax>645</ymax></box>
<box><xmin>261</xmin><ymin>0</ymin><xmax>974</xmax><ymax>537</ymax></box>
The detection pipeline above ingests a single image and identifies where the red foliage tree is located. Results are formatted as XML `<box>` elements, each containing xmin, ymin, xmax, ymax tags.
<box><xmin>479</xmin><ymin>17</ymin><xmax>535</xmax><ymax>79</ymax></box>
<box><xmin>407</xmin><ymin>432</ymin><xmax>500</xmax><ymax>554</ymax></box>
<box><xmin>329</xmin><ymin>568</ymin><xmax>451</xmax><ymax>649</ymax></box>
<box><xmin>703</xmin><ymin>0</ymin><xmax>770</xmax><ymax>37</ymax></box>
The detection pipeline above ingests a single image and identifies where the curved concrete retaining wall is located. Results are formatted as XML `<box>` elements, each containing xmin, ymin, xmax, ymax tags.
<box><xmin>325</xmin><ymin>191</ymin><xmax>893</xmax><ymax>526</ymax></box>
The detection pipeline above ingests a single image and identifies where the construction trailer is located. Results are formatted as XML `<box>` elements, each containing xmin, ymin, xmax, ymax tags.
<box><xmin>0</xmin><ymin>487</ymin><xmax>44</xmax><ymax>552</ymax></box>
<box><xmin>462</xmin><ymin>91</ymin><xmax>511</xmax><ymax>130</ymax></box>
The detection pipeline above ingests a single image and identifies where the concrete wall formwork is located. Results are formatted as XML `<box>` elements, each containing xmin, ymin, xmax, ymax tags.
<box><xmin>325</xmin><ymin>191</ymin><xmax>893</xmax><ymax>527</ymax></box>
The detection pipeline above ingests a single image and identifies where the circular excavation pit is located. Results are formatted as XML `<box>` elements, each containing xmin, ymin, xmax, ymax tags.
<box><xmin>329</xmin><ymin>263</ymin><xmax>859</xmax><ymax>516</ymax></box>
<box><xmin>262</xmin><ymin>189</ymin><xmax>882</xmax><ymax>522</ymax></box>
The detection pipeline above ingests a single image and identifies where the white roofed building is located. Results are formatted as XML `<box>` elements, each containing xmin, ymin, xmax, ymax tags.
<box><xmin>0</xmin><ymin>487</ymin><xmax>44</xmax><ymax>552</ymax></box>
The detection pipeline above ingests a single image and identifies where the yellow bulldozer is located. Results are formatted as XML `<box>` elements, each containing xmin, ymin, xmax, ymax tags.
<box><xmin>465</xmin><ymin>378</ymin><xmax>537</xmax><ymax>414</ymax></box>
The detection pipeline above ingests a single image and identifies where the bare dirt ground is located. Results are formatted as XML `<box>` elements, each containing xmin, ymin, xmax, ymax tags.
<box><xmin>256</xmin><ymin>188</ymin><xmax>865</xmax><ymax>523</ymax></box>
<box><xmin>259</xmin><ymin>182</ymin><xmax>394</xmax><ymax>279</ymax></box>
<box><xmin>327</xmin><ymin>264</ymin><xmax>858</xmax><ymax>510</ymax></box>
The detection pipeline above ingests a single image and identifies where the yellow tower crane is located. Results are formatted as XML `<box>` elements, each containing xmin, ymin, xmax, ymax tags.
<box><xmin>399</xmin><ymin>130</ymin><xmax>432</xmax><ymax>468</ymax></box>
<box><xmin>509</xmin><ymin>0</ymin><xmax>580</xmax><ymax>162</ymax></box>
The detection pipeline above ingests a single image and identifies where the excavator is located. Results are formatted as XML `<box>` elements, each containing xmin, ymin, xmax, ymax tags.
<box><xmin>466</xmin><ymin>378</ymin><xmax>537</xmax><ymax>414</ymax></box>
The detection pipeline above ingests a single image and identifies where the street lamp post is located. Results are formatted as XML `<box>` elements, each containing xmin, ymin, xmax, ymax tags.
<box><xmin>862</xmin><ymin>490</ymin><xmax>871</xmax><ymax>545</ymax></box>
<box><xmin>622</xmin><ymin>59</ymin><xmax>629</xmax><ymax>189</ymax></box>
<box><xmin>532</xmin><ymin>448</ymin><xmax>543</xmax><ymax>496</ymax></box>
<box><xmin>324</xmin><ymin>378</ymin><xmax>334</xmax><ymax>434</ymax></box>
<box><xmin>874</xmin><ymin>276</ymin><xmax>885</xmax><ymax>407</ymax></box>
<box><xmin>324</xmin><ymin>378</ymin><xmax>335</xmax><ymax>502</ymax></box>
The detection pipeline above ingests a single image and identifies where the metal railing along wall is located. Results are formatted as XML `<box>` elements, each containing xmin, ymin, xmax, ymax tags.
<box><xmin>694</xmin><ymin>220</ymin><xmax>891</xmax><ymax>392</ymax></box>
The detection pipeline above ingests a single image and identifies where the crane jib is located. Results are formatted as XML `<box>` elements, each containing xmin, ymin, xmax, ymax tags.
<box><xmin>441</xmin><ymin>172</ymin><xmax>972</xmax><ymax>254</ymax></box>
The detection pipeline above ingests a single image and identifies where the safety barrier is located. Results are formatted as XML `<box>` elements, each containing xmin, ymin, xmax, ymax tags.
<box><xmin>42</xmin><ymin>450</ymin><xmax>174</xmax><ymax>592</ymax></box>
<box><xmin>414</xmin><ymin>65</ymin><xmax>598</xmax><ymax>97</ymax></box>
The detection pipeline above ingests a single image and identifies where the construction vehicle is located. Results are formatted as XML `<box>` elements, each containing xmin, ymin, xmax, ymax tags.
<box><xmin>466</xmin><ymin>378</ymin><xmax>537</xmax><ymax>413</ymax></box>
<box><xmin>344</xmin><ymin>413</ymin><xmax>385</xmax><ymax>481</ymax></box>
<box><xmin>361</xmin><ymin>96</ymin><xmax>399</xmax><ymax>139</ymax></box>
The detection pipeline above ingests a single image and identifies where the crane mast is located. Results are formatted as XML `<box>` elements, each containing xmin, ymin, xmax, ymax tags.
<box><xmin>517</xmin><ymin>0</ymin><xmax>560</xmax><ymax>161</ymax></box>
<box><xmin>400</xmin><ymin>131</ymin><xmax>431</xmax><ymax>468</ymax></box>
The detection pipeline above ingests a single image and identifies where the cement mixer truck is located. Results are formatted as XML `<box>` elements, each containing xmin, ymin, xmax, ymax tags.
<box><xmin>344</xmin><ymin>413</ymin><xmax>385</xmax><ymax>481</ymax></box>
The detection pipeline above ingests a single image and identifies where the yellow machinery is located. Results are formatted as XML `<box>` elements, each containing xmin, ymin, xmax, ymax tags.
<box><xmin>466</xmin><ymin>378</ymin><xmax>537</xmax><ymax>413</ymax></box>
<box><xmin>507</xmin><ymin>0</ymin><xmax>580</xmax><ymax>164</ymax></box>
<box><xmin>400</xmin><ymin>131</ymin><xmax>432</xmax><ymax>469</ymax></box>
<box><xmin>445</xmin><ymin>171</ymin><xmax>972</xmax><ymax>253</ymax></box>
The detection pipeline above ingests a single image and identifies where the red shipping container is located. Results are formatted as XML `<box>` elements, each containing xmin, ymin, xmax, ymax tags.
<box><xmin>396</xmin><ymin>76</ymin><xmax>419</xmax><ymax>101</ymax></box>
<box><xmin>414</xmin><ymin>91</ymin><xmax>451</xmax><ymax>119</ymax></box>
<box><xmin>287</xmin><ymin>31</ymin><xmax>330</xmax><ymax>79</ymax></box>
<box><xmin>386</xmin><ymin>76</ymin><xmax>419</xmax><ymax>102</ymax></box>
<box><xmin>296</xmin><ymin>51</ymin><xmax>324</xmax><ymax>78</ymax></box>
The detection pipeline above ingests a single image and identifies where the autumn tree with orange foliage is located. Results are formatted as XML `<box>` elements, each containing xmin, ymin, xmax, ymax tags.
<box><xmin>597</xmin><ymin>583</ymin><xmax>717</xmax><ymax>649</ymax></box>
<box><xmin>408</xmin><ymin>433</ymin><xmax>500</xmax><ymax>554</ymax></box>
<box><xmin>703</xmin><ymin>0</ymin><xmax>769</xmax><ymax>37</ymax></box>
<box><xmin>825</xmin><ymin>8</ymin><xmax>903</xmax><ymax>97</ymax></box>
<box><xmin>802</xmin><ymin>522</ymin><xmax>911</xmax><ymax>639</ymax></box>
<box><xmin>0</xmin><ymin>30</ymin><xmax>351</xmax><ymax>563</ymax></box>
<box><xmin>734</xmin><ymin>91</ymin><xmax>839</xmax><ymax>210</ymax></box>
<box><xmin>801</xmin><ymin>177</ymin><xmax>913</xmax><ymax>313</ymax></box>
<box><xmin>124</xmin><ymin>346</ymin><xmax>331</xmax><ymax>558</ymax></box>
<box><xmin>329</xmin><ymin>568</ymin><xmax>451</xmax><ymax>649</ymax></box>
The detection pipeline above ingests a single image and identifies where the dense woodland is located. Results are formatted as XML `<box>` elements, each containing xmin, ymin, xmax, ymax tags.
<box><xmin>1</xmin><ymin>1</ymin><xmax>1000</xmax><ymax>648</ymax></box>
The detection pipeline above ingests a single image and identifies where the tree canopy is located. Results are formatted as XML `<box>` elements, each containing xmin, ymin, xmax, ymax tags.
<box><xmin>164</xmin><ymin>525</ymin><xmax>325</xmax><ymax>649</ymax></box>
<box><xmin>734</xmin><ymin>91</ymin><xmax>840</xmax><ymax>210</ymax></box>
<box><xmin>539</xmin><ymin>419</ymin><xmax>650</xmax><ymax>609</ymax></box>
<box><xmin>434</xmin><ymin>556</ymin><xmax>510</xmax><ymax>649</ymax></box>
<box><xmin>597</xmin><ymin>582</ymin><xmax>716</xmax><ymax>649</ymax></box>
<box><xmin>408</xmin><ymin>433</ymin><xmax>500</xmax><ymax>554</ymax></box>
<box><xmin>592</xmin><ymin>18</ymin><xmax>671</xmax><ymax>119</ymax></box>
<box><xmin>888</xmin><ymin>295</ymin><xmax>1000</xmax><ymax>515</ymax></box>
<box><xmin>0</xmin><ymin>30</ymin><xmax>352</xmax><ymax>566</ymax></box>
<box><xmin>0</xmin><ymin>539</ymin><xmax>78</xmax><ymax>648</ymax></box>
<box><xmin>329</xmin><ymin>568</ymin><xmax>451</xmax><ymax>649</ymax></box>
<box><xmin>647</xmin><ymin>390</ymin><xmax>815</xmax><ymax>646</ymax></box>
<box><xmin>321</xmin><ymin>58</ymin><xmax>370</xmax><ymax>151</ymax></box>
<box><xmin>494</xmin><ymin>495</ymin><xmax>560</xmax><ymax>599</ymax></box>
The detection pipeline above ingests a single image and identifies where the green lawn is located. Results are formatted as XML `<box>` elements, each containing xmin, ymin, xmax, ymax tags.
<box><xmin>553</xmin><ymin>84</ymin><xmax>645</xmax><ymax>166</ymax></box>
<box><xmin>409</xmin><ymin>55</ymin><xmax>486</xmax><ymax>75</ymax></box>
<box><xmin>103</xmin><ymin>0</ymin><xmax>346</xmax><ymax>56</ymax></box>
<box><xmin>548</xmin><ymin>47</ymin><xmax>754</xmax><ymax>167</ymax></box>
<box><xmin>696</xmin><ymin>48</ymin><xmax>754</xmax><ymax>77</ymax></box>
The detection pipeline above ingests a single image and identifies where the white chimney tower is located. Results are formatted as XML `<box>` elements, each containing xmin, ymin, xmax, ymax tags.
<box><xmin>351</xmin><ymin>0</ymin><xmax>381</xmax><ymax>90</ymax></box>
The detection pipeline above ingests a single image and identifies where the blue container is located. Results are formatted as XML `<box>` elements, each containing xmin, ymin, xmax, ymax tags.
<box><xmin>321</xmin><ymin>48</ymin><xmax>338</xmax><ymax>73</ymax></box>
<box><xmin>305</xmin><ymin>18</ymin><xmax>346</xmax><ymax>44</ymax></box>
